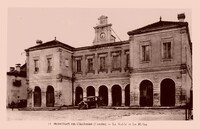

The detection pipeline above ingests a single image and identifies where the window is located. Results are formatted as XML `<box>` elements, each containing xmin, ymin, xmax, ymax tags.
<box><xmin>65</xmin><ymin>59</ymin><xmax>69</xmax><ymax>67</ymax></box>
<box><xmin>100</xmin><ymin>57</ymin><xmax>106</xmax><ymax>70</ymax></box>
<box><xmin>34</xmin><ymin>59</ymin><xmax>39</xmax><ymax>73</ymax></box>
<box><xmin>74</xmin><ymin>56</ymin><xmax>83</xmax><ymax>73</ymax></box>
<box><xmin>112</xmin><ymin>55</ymin><xmax>120</xmax><ymax>69</ymax></box>
<box><xmin>126</xmin><ymin>54</ymin><xmax>130</xmax><ymax>68</ymax></box>
<box><xmin>163</xmin><ymin>42</ymin><xmax>172</xmax><ymax>59</ymax></box>
<box><xmin>142</xmin><ymin>45</ymin><xmax>150</xmax><ymax>61</ymax></box>
<box><xmin>76</xmin><ymin>60</ymin><xmax>81</xmax><ymax>72</ymax></box>
<box><xmin>88</xmin><ymin>58</ymin><xmax>93</xmax><ymax>72</ymax></box>
<box><xmin>47</xmin><ymin>58</ymin><xmax>52</xmax><ymax>73</ymax></box>
<box><xmin>13</xmin><ymin>79</ymin><xmax>21</xmax><ymax>87</ymax></box>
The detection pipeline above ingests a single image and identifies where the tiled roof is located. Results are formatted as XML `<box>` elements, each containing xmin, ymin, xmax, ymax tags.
<box><xmin>25</xmin><ymin>40</ymin><xmax>75</xmax><ymax>52</ymax></box>
<box><xmin>25</xmin><ymin>39</ymin><xmax>129</xmax><ymax>52</ymax></box>
<box><xmin>7</xmin><ymin>71</ymin><xmax>27</xmax><ymax>77</ymax></box>
<box><xmin>127</xmin><ymin>20</ymin><xmax>188</xmax><ymax>35</ymax></box>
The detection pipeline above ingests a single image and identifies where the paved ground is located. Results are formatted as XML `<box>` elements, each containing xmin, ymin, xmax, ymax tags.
<box><xmin>7</xmin><ymin>108</ymin><xmax>186</xmax><ymax>121</ymax></box>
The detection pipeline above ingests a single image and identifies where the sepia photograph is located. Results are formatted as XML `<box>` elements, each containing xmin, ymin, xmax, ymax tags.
<box><xmin>6</xmin><ymin>8</ymin><xmax>193</xmax><ymax>121</ymax></box>
<box><xmin>1</xmin><ymin>0</ymin><xmax>199</xmax><ymax>129</ymax></box>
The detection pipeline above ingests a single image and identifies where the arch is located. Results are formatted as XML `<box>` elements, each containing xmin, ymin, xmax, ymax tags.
<box><xmin>86</xmin><ymin>86</ymin><xmax>96</xmax><ymax>107</ymax></box>
<box><xmin>99</xmin><ymin>85</ymin><xmax>108</xmax><ymax>106</ymax></box>
<box><xmin>34</xmin><ymin>86</ymin><xmax>41</xmax><ymax>107</ymax></box>
<box><xmin>87</xmin><ymin>86</ymin><xmax>95</xmax><ymax>97</ymax></box>
<box><xmin>112</xmin><ymin>85</ymin><xmax>122</xmax><ymax>106</ymax></box>
<box><xmin>125</xmin><ymin>84</ymin><xmax>130</xmax><ymax>106</ymax></box>
<box><xmin>140</xmin><ymin>80</ymin><xmax>153</xmax><ymax>106</ymax></box>
<box><xmin>75</xmin><ymin>87</ymin><xmax>83</xmax><ymax>105</ymax></box>
<box><xmin>46</xmin><ymin>86</ymin><xmax>54</xmax><ymax>107</ymax></box>
<box><xmin>160</xmin><ymin>78</ymin><xmax>175</xmax><ymax>106</ymax></box>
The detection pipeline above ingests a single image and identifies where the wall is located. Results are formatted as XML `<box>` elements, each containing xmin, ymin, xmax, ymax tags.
<box><xmin>130</xmin><ymin>71</ymin><xmax>184</xmax><ymax>106</ymax></box>
<box><xmin>7</xmin><ymin>75</ymin><xmax>27</xmax><ymax>106</ymax></box>
<box><xmin>74</xmin><ymin>77</ymin><xmax>130</xmax><ymax>106</ymax></box>
<box><xmin>27</xmin><ymin>47</ymin><xmax>73</xmax><ymax>107</ymax></box>
<box><xmin>73</xmin><ymin>43</ymin><xmax>130</xmax><ymax>80</ymax></box>
<box><xmin>130</xmin><ymin>28</ymin><xmax>183</xmax><ymax>69</ymax></box>
<box><xmin>129</xmin><ymin>26</ymin><xmax>192</xmax><ymax>106</ymax></box>
<box><xmin>73</xmin><ymin>42</ymin><xmax>130</xmax><ymax>106</ymax></box>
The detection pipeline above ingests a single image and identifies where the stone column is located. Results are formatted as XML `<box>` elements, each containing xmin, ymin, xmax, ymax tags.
<box><xmin>95</xmin><ymin>88</ymin><xmax>99</xmax><ymax>107</ymax></box>
<box><xmin>108</xmin><ymin>89</ymin><xmax>112</xmax><ymax>106</ymax></box>
<box><xmin>95</xmin><ymin>89</ymin><xmax>99</xmax><ymax>97</ymax></box>
<box><xmin>73</xmin><ymin>89</ymin><xmax>76</xmax><ymax>106</ymax></box>
<box><xmin>31</xmin><ymin>91</ymin><xmax>34</xmax><ymax>107</ymax></box>
<box><xmin>83</xmin><ymin>90</ymin><xmax>87</xmax><ymax>101</ymax></box>
<box><xmin>133</xmin><ymin>87</ymin><xmax>139</xmax><ymax>106</ymax></box>
<box><xmin>153</xmin><ymin>83</ymin><xmax>160</xmax><ymax>107</ymax></box>
<box><xmin>121</xmin><ymin>89</ymin><xmax>125</xmax><ymax>106</ymax></box>
<box><xmin>181</xmin><ymin>73</ymin><xmax>187</xmax><ymax>106</ymax></box>
<box><xmin>130</xmin><ymin>77</ymin><xmax>139</xmax><ymax>106</ymax></box>
<box><xmin>41</xmin><ymin>91</ymin><xmax>46</xmax><ymax>107</ymax></box>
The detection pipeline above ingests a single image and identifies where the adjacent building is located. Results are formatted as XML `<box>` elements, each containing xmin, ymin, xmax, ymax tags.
<box><xmin>9</xmin><ymin>13</ymin><xmax>192</xmax><ymax>108</ymax></box>
<box><xmin>7</xmin><ymin>64</ymin><xmax>27</xmax><ymax>107</ymax></box>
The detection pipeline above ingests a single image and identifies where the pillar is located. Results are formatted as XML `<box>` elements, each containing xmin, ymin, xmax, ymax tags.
<box><xmin>95</xmin><ymin>89</ymin><xmax>99</xmax><ymax>97</ymax></box>
<box><xmin>153</xmin><ymin>83</ymin><xmax>160</xmax><ymax>106</ymax></box>
<box><xmin>179</xmin><ymin>72</ymin><xmax>187</xmax><ymax>106</ymax></box>
<box><xmin>31</xmin><ymin>90</ymin><xmax>34</xmax><ymax>107</ymax></box>
<box><xmin>130</xmin><ymin>77</ymin><xmax>139</xmax><ymax>106</ymax></box>
<box><xmin>122</xmin><ymin>89</ymin><xmax>125</xmax><ymax>106</ymax></box>
<box><xmin>108</xmin><ymin>89</ymin><xmax>112</xmax><ymax>106</ymax></box>
<box><xmin>83</xmin><ymin>90</ymin><xmax>87</xmax><ymax>101</ymax></box>
<box><xmin>73</xmin><ymin>88</ymin><xmax>76</xmax><ymax>106</ymax></box>
<box><xmin>41</xmin><ymin>91</ymin><xmax>46</xmax><ymax>107</ymax></box>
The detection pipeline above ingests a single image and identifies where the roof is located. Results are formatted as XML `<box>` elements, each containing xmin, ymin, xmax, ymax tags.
<box><xmin>75</xmin><ymin>40</ymin><xmax>129</xmax><ymax>51</ymax></box>
<box><xmin>25</xmin><ymin>39</ymin><xmax>129</xmax><ymax>52</ymax></box>
<box><xmin>127</xmin><ymin>20</ymin><xmax>192</xmax><ymax>53</ymax></box>
<box><xmin>25</xmin><ymin>40</ymin><xmax>75</xmax><ymax>52</ymax></box>
<box><xmin>127</xmin><ymin>20</ymin><xmax>188</xmax><ymax>35</ymax></box>
<box><xmin>7</xmin><ymin>63</ymin><xmax>27</xmax><ymax>77</ymax></box>
<box><xmin>7</xmin><ymin>71</ymin><xmax>27</xmax><ymax>77</ymax></box>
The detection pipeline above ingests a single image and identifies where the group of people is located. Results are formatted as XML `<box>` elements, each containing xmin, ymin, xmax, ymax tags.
<box><xmin>10</xmin><ymin>96</ymin><xmax>20</xmax><ymax>110</ymax></box>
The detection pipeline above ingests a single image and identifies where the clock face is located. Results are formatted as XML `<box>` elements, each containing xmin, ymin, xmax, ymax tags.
<box><xmin>100</xmin><ymin>32</ymin><xmax>106</xmax><ymax>39</ymax></box>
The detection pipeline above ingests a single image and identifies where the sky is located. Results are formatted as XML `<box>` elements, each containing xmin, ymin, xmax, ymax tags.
<box><xmin>7</xmin><ymin>8</ymin><xmax>191</xmax><ymax>70</ymax></box>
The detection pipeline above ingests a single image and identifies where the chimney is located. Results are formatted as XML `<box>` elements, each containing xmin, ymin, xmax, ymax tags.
<box><xmin>177</xmin><ymin>13</ymin><xmax>185</xmax><ymax>22</ymax></box>
<box><xmin>10</xmin><ymin>67</ymin><xmax>15</xmax><ymax>72</ymax></box>
<box><xmin>36</xmin><ymin>40</ymin><xmax>43</xmax><ymax>45</ymax></box>
<box><xmin>16</xmin><ymin>64</ymin><xmax>21</xmax><ymax>72</ymax></box>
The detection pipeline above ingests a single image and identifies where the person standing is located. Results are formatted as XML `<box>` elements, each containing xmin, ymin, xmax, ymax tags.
<box><xmin>10</xmin><ymin>101</ymin><xmax>15</xmax><ymax>111</ymax></box>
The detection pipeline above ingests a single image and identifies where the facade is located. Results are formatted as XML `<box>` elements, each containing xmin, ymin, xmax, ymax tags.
<box><xmin>23</xmin><ymin>14</ymin><xmax>192</xmax><ymax>108</ymax></box>
<box><xmin>7</xmin><ymin>64</ymin><xmax>27</xmax><ymax>107</ymax></box>
<box><xmin>128</xmin><ymin>14</ymin><xmax>192</xmax><ymax>106</ymax></box>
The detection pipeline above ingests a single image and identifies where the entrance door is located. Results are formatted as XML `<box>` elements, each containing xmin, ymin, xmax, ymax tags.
<box><xmin>46</xmin><ymin>86</ymin><xmax>54</xmax><ymax>107</ymax></box>
<box><xmin>140</xmin><ymin>80</ymin><xmax>153</xmax><ymax>106</ymax></box>
<box><xmin>125</xmin><ymin>84</ymin><xmax>130</xmax><ymax>106</ymax></box>
<box><xmin>161</xmin><ymin>79</ymin><xmax>175</xmax><ymax>106</ymax></box>
<box><xmin>34</xmin><ymin>86</ymin><xmax>41</xmax><ymax>107</ymax></box>
<box><xmin>87</xmin><ymin>86</ymin><xmax>95</xmax><ymax>97</ymax></box>
<box><xmin>99</xmin><ymin>86</ymin><xmax>108</xmax><ymax>106</ymax></box>
<box><xmin>112</xmin><ymin>85</ymin><xmax>122</xmax><ymax>106</ymax></box>
<box><xmin>75</xmin><ymin>87</ymin><xmax>83</xmax><ymax>105</ymax></box>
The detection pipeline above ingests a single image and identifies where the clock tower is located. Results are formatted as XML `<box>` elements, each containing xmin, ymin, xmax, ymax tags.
<box><xmin>93</xmin><ymin>15</ymin><xmax>116</xmax><ymax>45</ymax></box>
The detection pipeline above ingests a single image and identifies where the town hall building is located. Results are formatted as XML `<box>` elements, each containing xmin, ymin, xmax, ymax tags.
<box><xmin>7</xmin><ymin>13</ymin><xmax>192</xmax><ymax>108</ymax></box>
